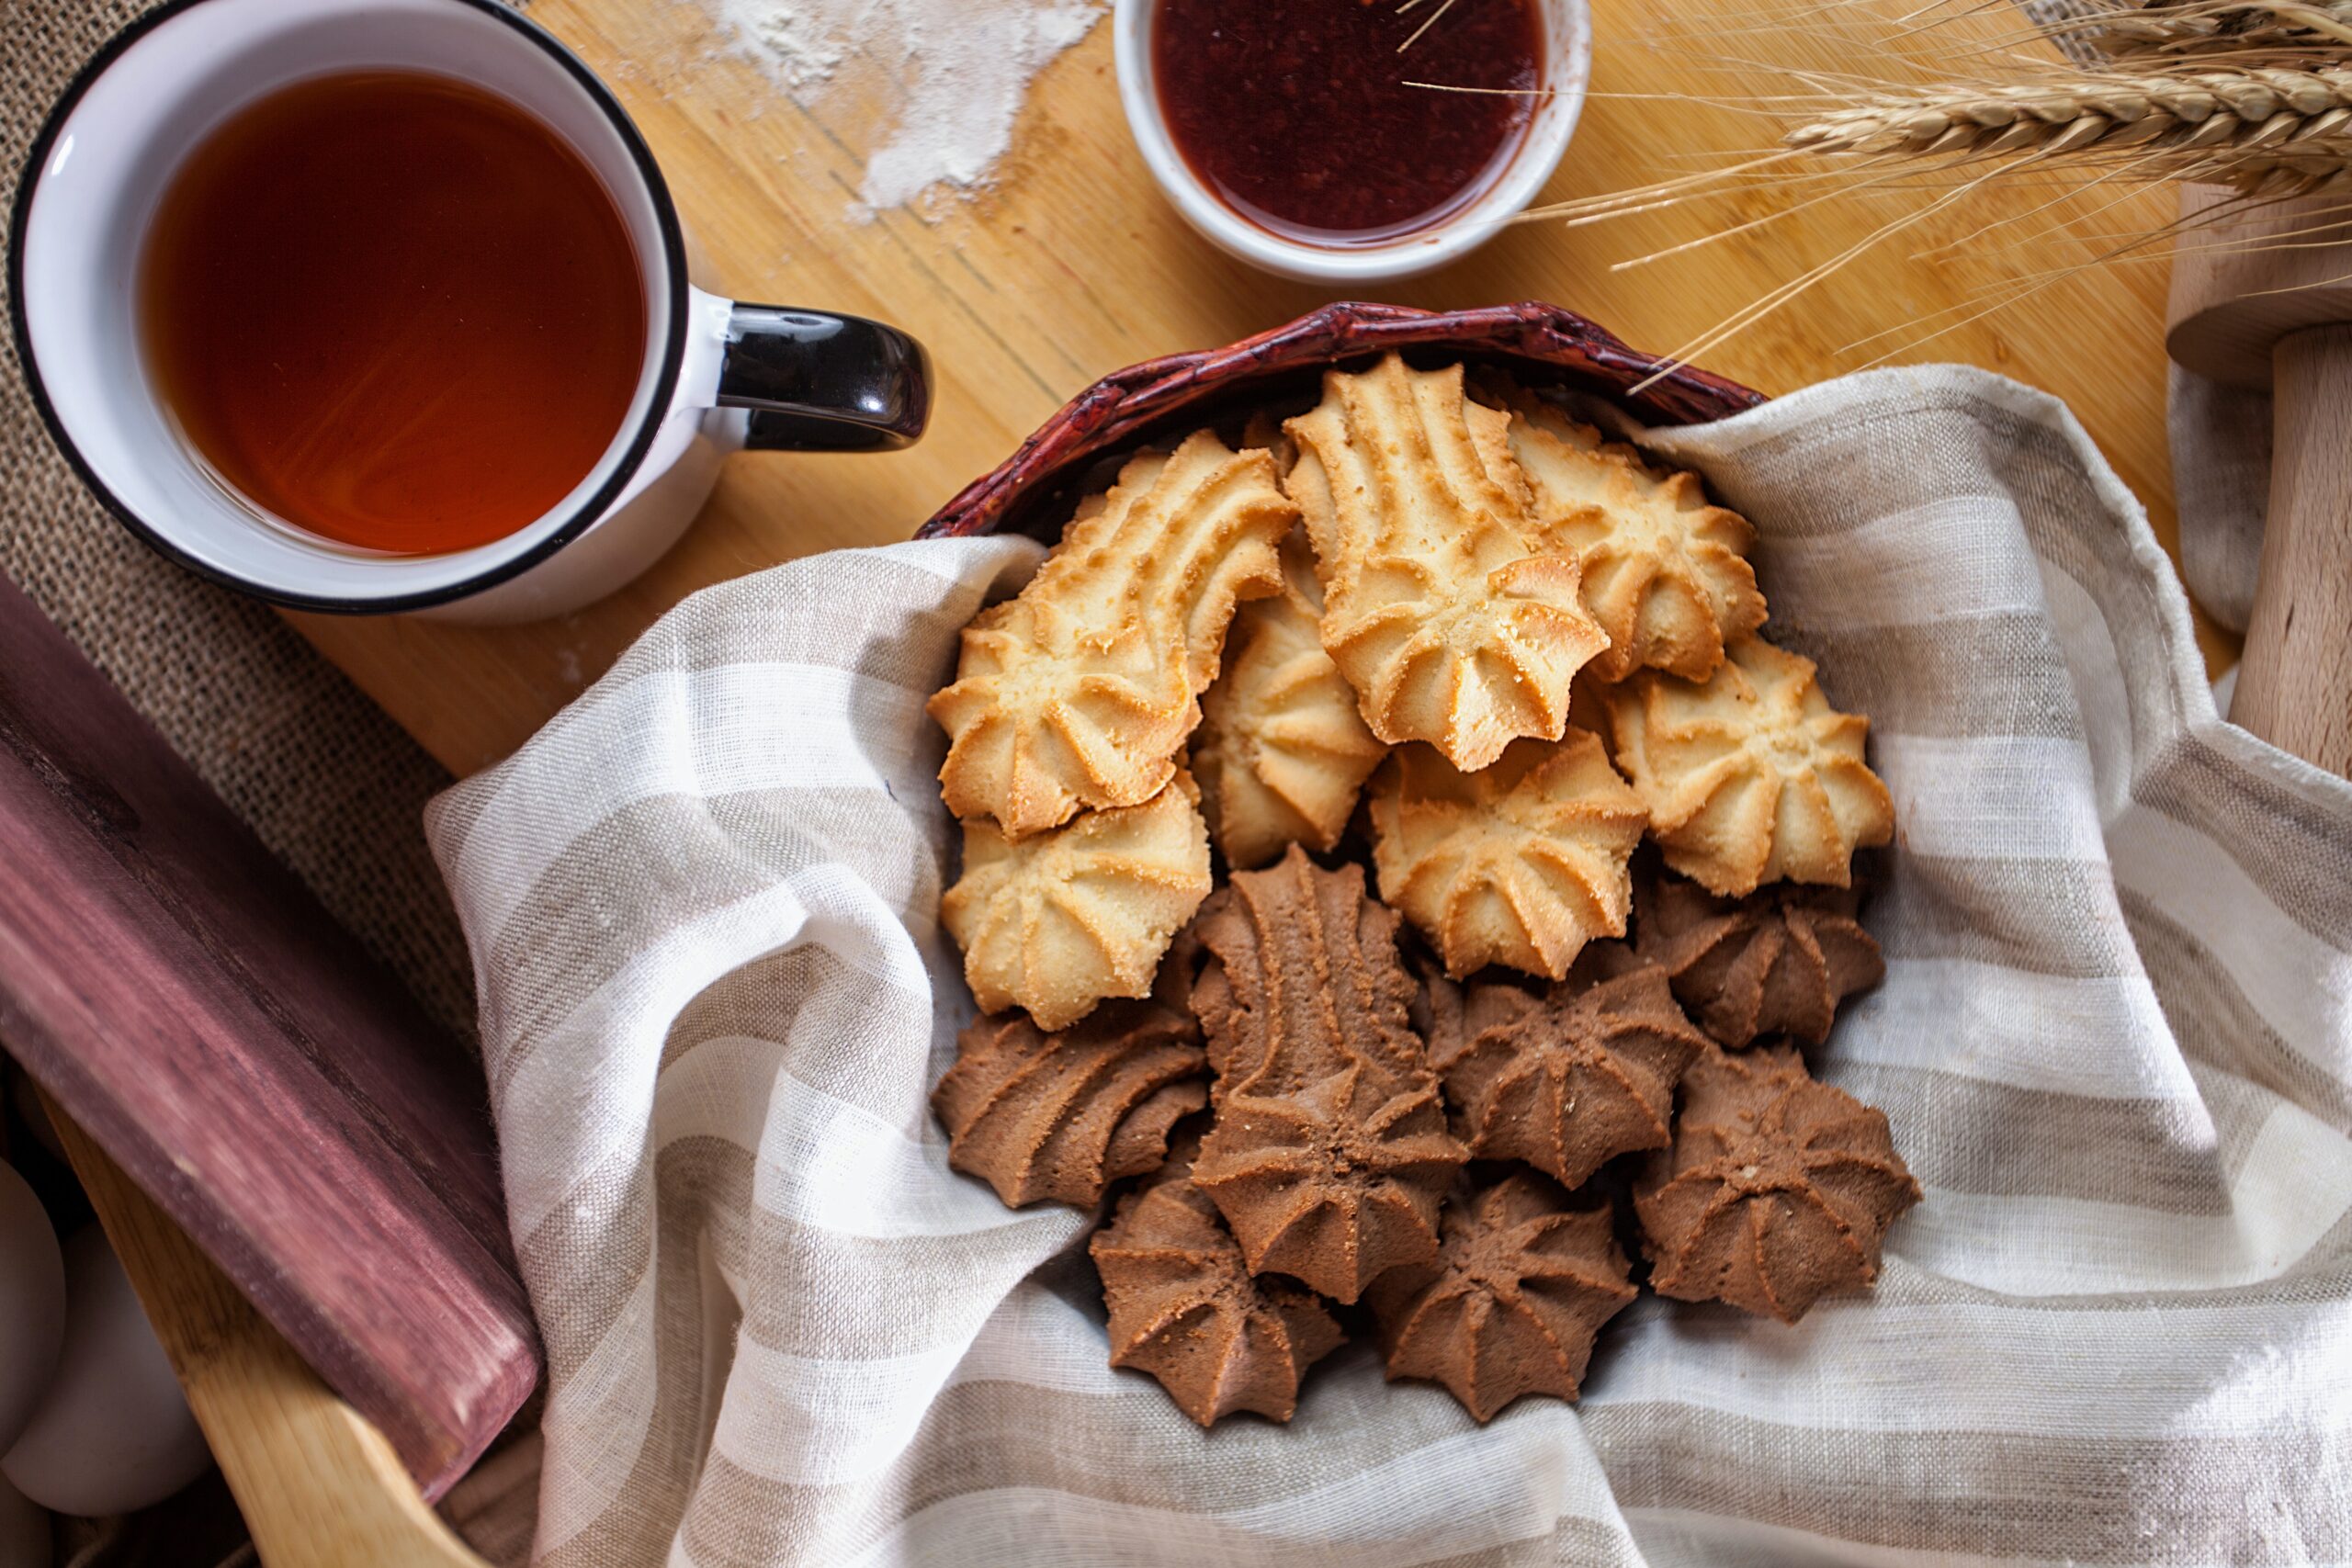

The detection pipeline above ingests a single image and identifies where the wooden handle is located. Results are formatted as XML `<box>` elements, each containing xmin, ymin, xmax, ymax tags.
<box><xmin>2233</xmin><ymin>323</ymin><xmax>2352</xmax><ymax>775</ymax></box>
<box><xmin>41</xmin><ymin>1092</ymin><xmax>491</xmax><ymax>1568</ymax></box>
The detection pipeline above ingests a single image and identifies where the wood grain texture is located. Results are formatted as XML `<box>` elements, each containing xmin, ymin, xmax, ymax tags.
<box><xmin>2234</xmin><ymin>325</ymin><xmax>2352</xmax><ymax>775</ymax></box>
<box><xmin>0</xmin><ymin>572</ymin><xmax>537</xmax><ymax>1497</ymax></box>
<box><xmin>281</xmin><ymin>0</ymin><xmax>2233</xmax><ymax>776</ymax></box>
<box><xmin>2168</xmin><ymin>186</ymin><xmax>2352</xmax><ymax>388</ymax></box>
<box><xmin>46</xmin><ymin>1095</ymin><xmax>493</xmax><ymax>1568</ymax></box>
<box><xmin>2167</xmin><ymin>186</ymin><xmax>2352</xmax><ymax>774</ymax></box>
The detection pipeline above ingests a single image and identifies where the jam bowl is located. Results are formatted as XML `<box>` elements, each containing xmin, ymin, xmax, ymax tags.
<box><xmin>1112</xmin><ymin>0</ymin><xmax>1591</xmax><ymax>286</ymax></box>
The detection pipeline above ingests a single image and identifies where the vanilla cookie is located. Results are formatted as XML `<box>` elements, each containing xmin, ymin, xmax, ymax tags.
<box><xmin>929</xmin><ymin>432</ymin><xmax>1294</xmax><ymax>840</ymax></box>
<box><xmin>1492</xmin><ymin>384</ymin><xmax>1766</xmax><ymax>683</ymax></box>
<box><xmin>1603</xmin><ymin>636</ymin><xmax>1894</xmax><ymax>897</ymax></box>
<box><xmin>1284</xmin><ymin>355</ymin><xmax>1607</xmax><ymax>772</ymax></box>
<box><xmin>1367</xmin><ymin>730</ymin><xmax>1648</xmax><ymax>979</ymax></box>
<box><xmin>1192</xmin><ymin>531</ymin><xmax>1386</xmax><ymax>869</ymax></box>
<box><xmin>942</xmin><ymin>772</ymin><xmax>1214</xmax><ymax>1030</ymax></box>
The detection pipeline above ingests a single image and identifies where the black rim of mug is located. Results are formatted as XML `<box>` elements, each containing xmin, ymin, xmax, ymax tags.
<box><xmin>5</xmin><ymin>0</ymin><xmax>695</xmax><ymax>615</ymax></box>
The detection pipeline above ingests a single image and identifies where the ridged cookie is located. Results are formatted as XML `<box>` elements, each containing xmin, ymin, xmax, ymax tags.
<box><xmin>942</xmin><ymin>772</ymin><xmax>1214</xmax><ymax>1030</ymax></box>
<box><xmin>1192</xmin><ymin>531</ymin><xmax>1386</xmax><ymax>869</ymax></box>
<box><xmin>1493</xmin><ymin>385</ymin><xmax>1766</xmax><ymax>683</ymax></box>
<box><xmin>1367</xmin><ymin>1174</ymin><xmax>1635</xmax><ymax>1421</ymax></box>
<box><xmin>1366</xmin><ymin>731</ymin><xmax>1648</xmax><ymax>980</ymax></box>
<box><xmin>1091</xmin><ymin>1151</ymin><xmax>1345</xmax><ymax>1425</ymax></box>
<box><xmin>1602</xmin><ymin>636</ymin><xmax>1894</xmax><ymax>897</ymax></box>
<box><xmin>1283</xmin><ymin>355</ymin><xmax>1607</xmax><ymax>772</ymax></box>
<box><xmin>929</xmin><ymin>432</ymin><xmax>1294</xmax><ymax>840</ymax></box>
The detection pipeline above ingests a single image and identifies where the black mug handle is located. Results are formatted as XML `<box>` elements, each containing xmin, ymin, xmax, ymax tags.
<box><xmin>717</xmin><ymin>305</ymin><xmax>932</xmax><ymax>452</ymax></box>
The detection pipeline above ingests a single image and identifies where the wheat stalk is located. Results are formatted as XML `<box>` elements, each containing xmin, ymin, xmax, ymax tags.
<box><xmin>2075</xmin><ymin>0</ymin><xmax>2352</xmax><ymax>59</ymax></box>
<box><xmin>1784</xmin><ymin>66</ymin><xmax>2352</xmax><ymax>192</ymax></box>
<box><xmin>1502</xmin><ymin>0</ymin><xmax>2352</xmax><ymax>377</ymax></box>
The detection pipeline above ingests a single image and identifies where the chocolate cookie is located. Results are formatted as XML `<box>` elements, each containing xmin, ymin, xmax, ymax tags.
<box><xmin>1634</xmin><ymin>1045</ymin><xmax>1919</xmax><ymax>1322</ymax></box>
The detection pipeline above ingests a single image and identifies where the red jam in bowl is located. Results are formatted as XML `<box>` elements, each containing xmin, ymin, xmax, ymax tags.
<box><xmin>1152</xmin><ymin>0</ymin><xmax>1544</xmax><ymax>245</ymax></box>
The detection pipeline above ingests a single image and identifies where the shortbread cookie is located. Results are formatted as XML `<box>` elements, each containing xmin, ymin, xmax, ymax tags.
<box><xmin>932</xmin><ymin>978</ymin><xmax>1207</xmax><ymax>1207</ymax></box>
<box><xmin>1491</xmin><ymin>384</ymin><xmax>1766</xmax><ymax>683</ymax></box>
<box><xmin>1283</xmin><ymin>355</ymin><xmax>1608</xmax><ymax>772</ymax></box>
<box><xmin>1603</xmin><ymin>636</ymin><xmax>1894</xmax><ymax>897</ymax></box>
<box><xmin>1092</xmin><ymin>1150</ymin><xmax>1345</xmax><ymax>1426</ymax></box>
<box><xmin>929</xmin><ymin>431</ymin><xmax>1295</xmax><ymax>839</ymax></box>
<box><xmin>1192</xmin><ymin>531</ymin><xmax>1387</xmax><ymax>869</ymax></box>
<box><xmin>942</xmin><ymin>772</ymin><xmax>1214</xmax><ymax>1031</ymax></box>
<box><xmin>1367</xmin><ymin>1174</ymin><xmax>1635</xmax><ymax>1422</ymax></box>
<box><xmin>1634</xmin><ymin>1044</ymin><xmax>1920</xmax><ymax>1323</ymax></box>
<box><xmin>1366</xmin><ymin>731</ymin><xmax>1648</xmax><ymax>980</ymax></box>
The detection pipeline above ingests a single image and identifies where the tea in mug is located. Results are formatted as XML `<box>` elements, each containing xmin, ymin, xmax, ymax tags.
<box><xmin>139</xmin><ymin>71</ymin><xmax>648</xmax><ymax>556</ymax></box>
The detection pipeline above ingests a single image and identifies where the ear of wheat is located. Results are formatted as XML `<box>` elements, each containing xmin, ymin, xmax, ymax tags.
<box><xmin>1786</xmin><ymin>67</ymin><xmax>2352</xmax><ymax>195</ymax></box>
<box><xmin>2077</xmin><ymin>0</ymin><xmax>2352</xmax><ymax>59</ymax></box>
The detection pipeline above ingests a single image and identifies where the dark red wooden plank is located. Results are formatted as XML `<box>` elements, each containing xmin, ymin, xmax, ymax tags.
<box><xmin>0</xmin><ymin>575</ymin><xmax>536</xmax><ymax>1499</ymax></box>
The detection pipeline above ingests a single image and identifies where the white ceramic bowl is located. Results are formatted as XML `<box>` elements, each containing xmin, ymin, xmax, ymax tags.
<box><xmin>1114</xmin><ymin>0</ymin><xmax>1590</xmax><ymax>286</ymax></box>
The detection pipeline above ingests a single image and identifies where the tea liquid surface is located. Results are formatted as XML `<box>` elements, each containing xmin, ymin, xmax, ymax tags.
<box><xmin>140</xmin><ymin>71</ymin><xmax>648</xmax><ymax>555</ymax></box>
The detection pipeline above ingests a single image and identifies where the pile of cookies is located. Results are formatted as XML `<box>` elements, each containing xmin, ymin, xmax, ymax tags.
<box><xmin>927</xmin><ymin>354</ymin><xmax>1921</xmax><ymax>1426</ymax></box>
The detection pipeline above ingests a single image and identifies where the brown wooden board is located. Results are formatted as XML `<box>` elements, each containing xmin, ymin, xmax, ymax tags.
<box><xmin>0</xmin><ymin>575</ymin><xmax>536</xmax><ymax>1499</ymax></box>
<box><xmin>277</xmin><ymin>0</ymin><xmax>2233</xmax><ymax>778</ymax></box>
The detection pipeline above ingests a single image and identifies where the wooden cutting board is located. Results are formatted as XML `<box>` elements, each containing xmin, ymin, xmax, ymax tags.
<box><xmin>286</xmin><ymin>0</ymin><xmax>2232</xmax><ymax>776</ymax></box>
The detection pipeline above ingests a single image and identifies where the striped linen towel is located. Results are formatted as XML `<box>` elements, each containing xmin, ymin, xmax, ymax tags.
<box><xmin>426</xmin><ymin>366</ymin><xmax>2352</xmax><ymax>1567</ymax></box>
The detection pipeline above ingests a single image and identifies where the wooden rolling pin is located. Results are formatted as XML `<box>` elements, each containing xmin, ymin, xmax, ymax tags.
<box><xmin>2168</xmin><ymin>186</ymin><xmax>2352</xmax><ymax>777</ymax></box>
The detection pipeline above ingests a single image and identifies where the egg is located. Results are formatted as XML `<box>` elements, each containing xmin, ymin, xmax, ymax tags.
<box><xmin>0</xmin><ymin>1473</ymin><xmax>47</xmax><ymax>1568</ymax></box>
<box><xmin>1</xmin><ymin>1227</ymin><xmax>210</xmax><ymax>1516</ymax></box>
<box><xmin>0</xmin><ymin>1163</ymin><xmax>62</xmax><ymax>1453</ymax></box>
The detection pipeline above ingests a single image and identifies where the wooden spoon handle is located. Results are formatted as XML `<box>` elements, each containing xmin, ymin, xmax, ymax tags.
<box><xmin>2232</xmin><ymin>322</ymin><xmax>2352</xmax><ymax>776</ymax></box>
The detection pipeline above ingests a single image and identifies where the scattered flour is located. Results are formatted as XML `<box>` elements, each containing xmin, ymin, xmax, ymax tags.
<box><xmin>709</xmin><ymin>0</ymin><xmax>1104</xmax><ymax>215</ymax></box>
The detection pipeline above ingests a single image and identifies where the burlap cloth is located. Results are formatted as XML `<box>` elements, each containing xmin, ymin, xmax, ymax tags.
<box><xmin>1</xmin><ymin>0</ymin><xmax>477</xmax><ymax>1040</ymax></box>
<box><xmin>428</xmin><ymin>367</ymin><xmax>2352</xmax><ymax>1567</ymax></box>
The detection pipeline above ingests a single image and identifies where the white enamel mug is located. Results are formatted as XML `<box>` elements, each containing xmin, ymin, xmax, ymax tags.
<box><xmin>10</xmin><ymin>0</ymin><xmax>930</xmax><ymax>623</ymax></box>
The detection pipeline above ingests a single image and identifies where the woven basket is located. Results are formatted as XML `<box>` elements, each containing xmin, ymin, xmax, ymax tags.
<box><xmin>917</xmin><ymin>300</ymin><xmax>1764</xmax><ymax>541</ymax></box>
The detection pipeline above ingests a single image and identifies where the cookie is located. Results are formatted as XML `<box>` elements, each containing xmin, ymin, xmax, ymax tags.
<box><xmin>1439</xmin><ymin>963</ymin><xmax>1709</xmax><ymax>1189</ymax></box>
<box><xmin>1367</xmin><ymin>1173</ymin><xmax>1636</xmax><ymax>1422</ymax></box>
<box><xmin>1366</xmin><ymin>731</ymin><xmax>1648</xmax><ymax>980</ymax></box>
<box><xmin>1194</xmin><ymin>1065</ymin><xmax>1466</xmax><ymax>1304</ymax></box>
<box><xmin>1092</xmin><ymin>1153</ymin><xmax>1345</xmax><ymax>1426</ymax></box>
<box><xmin>929</xmin><ymin>431</ymin><xmax>1295</xmax><ymax>839</ymax></box>
<box><xmin>1602</xmin><ymin>635</ymin><xmax>1895</xmax><ymax>897</ymax></box>
<box><xmin>1192</xmin><ymin>530</ymin><xmax>1386</xmax><ymax>870</ymax></box>
<box><xmin>1283</xmin><ymin>355</ymin><xmax>1608</xmax><ymax>771</ymax></box>
<box><xmin>942</xmin><ymin>771</ymin><xmax>1213</xmax><ymax>1031</ymax></box>
<box><xmin>1187</xmin><ymin>847</ymin><xmax>1425</xmax><ymax>1093</ymax></box>
<box><xmin>1187</xmin><ymin>848</ymin><xmax>1466</xmax><ymax>1302</ymax></box>
<box><xmin>1635</xmin><ymin>871</ymin><xmax>1884</xmax><ymax>1047</ymax></box>
<box><xmin>933</xmin><ymin>970</ymin><xmax>1207</xmax><ymax>1207</ymax></box>
<box><xmin>1634</xmin><ymin>1044</ymin><xmax>1920</xmax><ymax>1323</ymax></box>
<box><xmin>1491</xmin><ymin>382</ymin><xmax>1766</xmax><ymax>683</ymax></box>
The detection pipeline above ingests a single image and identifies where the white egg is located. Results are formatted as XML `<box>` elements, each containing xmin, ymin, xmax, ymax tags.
<box><xmin>0</xmin><ymin>1472</ymin><xmax>47</xmax><ymax>1568</ymax></box>
<box><xmin>1</xmin><ymin>1227</ymin><xmax>210</xmax><ymax>1517</ymax></box>
<box><xmin>0</xmin><ymin>1164</ymin><xmax>63</xmax><ymax>1453</ymax></box>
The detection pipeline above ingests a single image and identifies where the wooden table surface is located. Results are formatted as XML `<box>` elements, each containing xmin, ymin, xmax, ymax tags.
<box><xmin>285</xmin><ymin>0</ymin><xmax>2234</xmax><ymax>777</ymax></box>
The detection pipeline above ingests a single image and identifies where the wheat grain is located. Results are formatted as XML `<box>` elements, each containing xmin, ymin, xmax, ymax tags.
<box><xmin>1784</xmin><ymin>66</ymin><xmax>2352</xmax><ymax>189</ymax></box>
<box><xmin>2078</xmin><ymin>0</ymin><xmax>2352</xmax><ymax>59</ymax></box>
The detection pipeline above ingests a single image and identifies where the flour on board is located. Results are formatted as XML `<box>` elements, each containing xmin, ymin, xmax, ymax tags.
<box><xmin>709</xmin><ymin>0</ymin><xmax>1103</xmax><ymax>215</ymax></box>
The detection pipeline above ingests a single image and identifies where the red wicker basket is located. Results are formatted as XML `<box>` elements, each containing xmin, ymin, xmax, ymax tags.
<box><xmin>918</xmin><ymin>300</ymin><xmax>1764</xmax><ymax>541</ymax></box>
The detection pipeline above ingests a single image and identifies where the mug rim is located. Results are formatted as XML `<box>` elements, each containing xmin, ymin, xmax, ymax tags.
<box><xmin>6</xmin><ymin>0</ymin><xmax>695</xmax><ymax>615</ymax></box>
